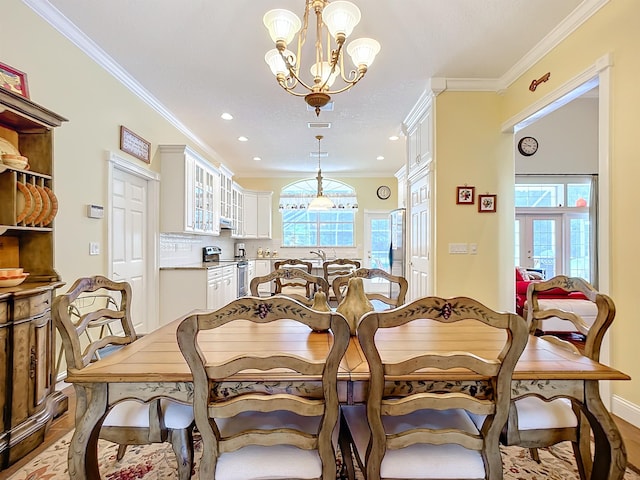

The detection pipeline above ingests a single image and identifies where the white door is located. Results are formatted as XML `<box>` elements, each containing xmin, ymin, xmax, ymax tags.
<box><xmin>109</xmin><ymin>154</ymin><xmax>159</xmax><ymax>334</ymax></box>
<box><xmin>515</xmin><ymin>215</ymin><xmax>562</xmax><ymax>279</ymax></box>
<box><xmin>408</xmin><ymin>170</ymin><xmax>431</xmax><ymax>301</ymax></box>
<box><xmin>363</xmin><ymin>211</ymin><xmax>391</xmax><ymax>294</ymax></box>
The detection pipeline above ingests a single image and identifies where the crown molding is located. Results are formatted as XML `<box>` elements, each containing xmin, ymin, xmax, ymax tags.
<box><xmin>22</xmin><ymin>0</ymin><xmax>222</xmax><ymax>162</ymax></box>
<box><xmin>498</xmin><ymin>0</ymin><xmax>610</xmax><ymax>90</ymax></box>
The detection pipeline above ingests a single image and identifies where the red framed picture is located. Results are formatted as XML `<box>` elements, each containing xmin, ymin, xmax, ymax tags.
<box><xmin>0</xmin><ymin>61</ymin><xmax>29</xmax><ymax>99</ymax></box>
<box><xmin>478</xmin><ymin>194</ymin><xmax>497</xmax><ymax>213</ymax></box>
<box><xmin>456</xmin><ymin>186</ymin><xmax>475</xmax><ymax>204</ymax></box>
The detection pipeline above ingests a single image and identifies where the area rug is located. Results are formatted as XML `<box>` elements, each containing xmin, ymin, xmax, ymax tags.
<box><xmin>7</xmin><ymin>431</ymin><xmax>640</xmax><ymax>480</ymax></box>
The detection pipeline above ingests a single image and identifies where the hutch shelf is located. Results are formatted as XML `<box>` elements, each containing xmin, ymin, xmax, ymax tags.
<box><xmin>0</xmin><ymin>88</ymin><xmax>68</xmax><ymax>469</ymax></box>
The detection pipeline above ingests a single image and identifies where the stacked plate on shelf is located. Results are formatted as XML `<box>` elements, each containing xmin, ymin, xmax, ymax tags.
<box><xmin>0</xmin><ymin>137</ymin><xmax>29</xmax><ymax>170</ymax></box>
<box><xmin>0</xmin><ymin>268</ymin><xmax>29</xmax><ymax>287</ymax></box>
<box><xmin>15</xmin><ymin>182</ymin><xmax>58</xmax><ymax>227</ymax></box>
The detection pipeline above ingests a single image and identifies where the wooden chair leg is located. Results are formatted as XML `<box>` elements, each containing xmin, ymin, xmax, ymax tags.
<box><xmin>338</xmin><ymin>413</ymin><xmax>356</xmax><ymax>480</ymax></box>
<box><xmin>171</xmin><ymin>427</ymin><xmax>194</xmax><ymax>480</ymax></box>
<box><xmin>529</xmin><ymin>447</ymin><xmax>541</xmax><ymax>463</ymax></box>
<box><xmin>116</xmin><ymin>444</ymin><xmax>128</xmax><ymax>461</ymax></box>
<box><xmin>572</xmin><ymin>440</ymin><xmax>588</xmax><ymax>480</ymax></box>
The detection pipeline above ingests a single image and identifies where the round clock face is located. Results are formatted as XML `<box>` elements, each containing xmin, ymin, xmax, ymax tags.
<box><xmin>377</xmin><ymin>185</ymin><xmax>391</xmax><ymax>200</ymax></box>
<box><xmin>518</xmin><ymin>136</ymin><xmax>538</xmax><ymax>156</ymax></box>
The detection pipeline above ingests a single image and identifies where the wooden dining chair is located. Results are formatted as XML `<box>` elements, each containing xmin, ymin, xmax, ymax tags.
<box><xmin>339</xmin><ymin>296</ymin><xmax>528</xmax><ymax>480</ymax></box>
<box><xmin>322</xmin><ymin>259</ymin><xmax>361</xmax><ymax>303</ymax></box>
<box><xmin>176</xmin><ymin>296</ymin><xmax>350</xmax><ymax>479</ymax></box>
<box><xmin>332</xmin><ymin>267</ymin><xmax>408</xmax><ymax>309</ymax></box>
<box><xmin>273</xmin><ymin>259</ymin><xmax>314</xmax><ymax>298</ymax></box>
<box><xmin>501</xmin><ymin>275</ymin><xmax>616</xmax><ymax>480</ymax></box>
<box><xmin>53</xmin><ymin>275</ymin><xmax>195</xmax><ymax>479</ymax></box>
<box><xmin>250</xmin><ymin>268</ymin><xmax>330</xmax><ymax>306</ymax></box>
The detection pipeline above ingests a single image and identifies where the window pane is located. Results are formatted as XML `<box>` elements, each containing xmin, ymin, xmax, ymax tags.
<box><xmin>569</xmin><ymin>215</ymin><xmax>590</xmax><ymax>279</ymax></box>
<box><xmin>515</xmin><ymin>184</ymin><xmax>564</xmax><ymax>207</ymax></box>
<box><xmin>532</xmin><ymin>219</ymin><xmax>556</xmax><ymax>278</ymax></box>
<box><xmin>567</xmin><ymin>183</ymin><xmax>590</xmax><ymax>207</ymax></box>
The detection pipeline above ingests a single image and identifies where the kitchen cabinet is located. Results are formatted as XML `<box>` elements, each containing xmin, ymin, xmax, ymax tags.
<box><xmin>159</xmin><ymin>266</ymin><xmax>238</xmax><ymax>326</ymax></box>
<box><xmin>231</xmin><ymin>182</ymin><xmax>243</xmax><ymax>238</ymax></box>
<box><xmin>395</xmin><ymin>165</ymin><xmax>407</xmax><ymax>209</ymax></box>
<box><xmin>243</xmin><ymin>190</ymin><xmax>272</xmax><ymax>239</ymax></box>
<box><xmin>252</xmin><ymin>259</ymin><xmax>272</xmax><ymax>294</ymax></box>
<box><xmin>0</xmin><ymin>90</ymin><xmax>67</xmax><ymax>469</ymax></box>
<box><xmin>159</xmin><ymin>145</ymin><xmax>221</xmax><ymax>235</ymax></box>
<box><xmin>406</xmin><ymin>96</ymin><xmax>433</xmax><ymax>177</ymax></box>
<box><xmin>219</xmin><ymin>164</ymin><xmax>233</xmax><ymax>222</ymax></box>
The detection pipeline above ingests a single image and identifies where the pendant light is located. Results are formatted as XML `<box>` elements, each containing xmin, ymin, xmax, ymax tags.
<box><xmin>308</xmin><ymin>135</ymin><xmax>334</xmax><ymax>210</ymax></box>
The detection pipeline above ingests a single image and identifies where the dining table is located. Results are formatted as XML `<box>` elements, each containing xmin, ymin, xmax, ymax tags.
<box><xmin>64</xmin><ymin>309</ymin><xmax>630</xmax><ymax>480</ymax></box>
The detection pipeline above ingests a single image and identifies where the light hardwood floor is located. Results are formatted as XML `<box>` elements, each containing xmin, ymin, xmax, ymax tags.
<box><xmin>2</xmin><ymin>385</ymin><xmax>639</xmax><ymax>477</ymax></box>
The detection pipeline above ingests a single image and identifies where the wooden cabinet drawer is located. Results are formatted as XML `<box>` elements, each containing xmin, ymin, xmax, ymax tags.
<box><xmin>13</xmin><ymin>291</ymin><xmax>51</xmax><ymax>320</ymax></box>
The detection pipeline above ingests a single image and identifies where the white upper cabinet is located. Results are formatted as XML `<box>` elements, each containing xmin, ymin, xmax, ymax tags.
<box><xmin>219</xmin><ymin>164</ymin><xmax>234</xmax><ymax>221</ymax></box>
<box><xmin>159</xmin><ymin>145</ymin><xmax>220</xmax><ymax>235</ymax></box>
<box><xmin>243</xmin><ymin>189</ymin><xmax>272</xmax><ymax>239</ymax></box>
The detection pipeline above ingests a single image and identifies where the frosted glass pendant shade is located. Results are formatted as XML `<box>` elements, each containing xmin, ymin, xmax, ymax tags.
<box><xmin>310</xmin><ymin>61</ymin><xmax>341</xmax><ymax>88</ymax></box>
<box><xmin>263</xmin><ymin>9</ymin><xmax>302</xmax><ymax>45</ymax></box>
<box><xmin>347</xmin><ymin>38</ymin><xmax>381</xmax><ymax>68</ymax></box>
<box><xmin>265</xmin><ymin>49</ymin><xmax>296</xmax><ymax>76</ymax></box>
<box><xmin>321</xmin><ymin>1</ymin><xmax>361</xmax><ymax>39</ymax></box>
<box><xmin>308</xmin><ymin>194</ymin><xmax>335</xmax><ymax>210</ymax></box>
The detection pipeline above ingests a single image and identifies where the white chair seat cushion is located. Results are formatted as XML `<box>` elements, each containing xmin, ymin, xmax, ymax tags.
<box><xmin>214</xmin><ymin>410</ymin><xmax>337</xmax><ymax>480</ymax></box>
<box><xmin>514</xmin><ymin>396</ymin><xmax>577</xmax><ymax>430</ymax></box>
<box><xmin>103</xmin><ymin>399</ymin><xmax>193</xmax><ymax>429</ymax></box>
<box><xmin>342</xmin><ymin>405</ymin><xmax>486</xmax><ymax>479</ymax></box>
<box><xmin>526</xmin><ymin>299</ymin><xmax>598</xmax><ymax>332</ymax></box>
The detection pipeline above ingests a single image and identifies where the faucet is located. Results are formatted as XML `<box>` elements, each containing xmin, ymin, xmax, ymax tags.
<box><xmin>310</xmin><ymin>249</ymin><xmax>326</xmax><ymax>262</ymax></box>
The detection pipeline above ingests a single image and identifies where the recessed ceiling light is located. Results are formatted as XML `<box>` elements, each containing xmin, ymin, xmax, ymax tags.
<box><xmin>377</xmin><ymin>156</ymin><xmax>385</xmax><ymax>161</ymax></box>
<box><xmin>238</xmin><ymin>136</ymin><xmax>248</xmax><ymax>142</ymax></box>
<box><xmin>253</xmin><ymin>156</ymin><xmax>262</xmax><ymax>161</ymax></box>
<box><xmin>221</xmin><ymin>112</ymin><xmax>233</xmax><ymax>120</ymax></box>
<box><xmin>389</xmin><ymin>135</ymin><xmax>399</xmax><ymax>141</ymax></box>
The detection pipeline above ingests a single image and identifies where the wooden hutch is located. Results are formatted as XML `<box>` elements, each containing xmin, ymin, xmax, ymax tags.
<box><xmin>0</xmin><ymin>88</ymin><xmax>67</xmax><ymax>468</ymax></box>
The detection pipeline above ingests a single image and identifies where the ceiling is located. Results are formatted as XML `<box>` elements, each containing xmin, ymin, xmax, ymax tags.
<box><xmin>33</xmin><ymin>0</ymin><xmax>588</xmax><ymax>177</ymax></box>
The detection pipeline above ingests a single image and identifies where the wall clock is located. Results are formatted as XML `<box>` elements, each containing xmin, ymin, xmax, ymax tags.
<box><xmin>517</xmin><ymin>136</ymin><xmax>539</xmax><ymax>156</ymax></box>
<box><xmin>376</xmin><ymin>185</ymin><xmax>391</xmax><ymax>200</ymax></box>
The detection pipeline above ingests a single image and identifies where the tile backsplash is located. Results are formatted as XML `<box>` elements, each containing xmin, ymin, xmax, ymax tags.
<box><xmin>159</xmin><ymin>231</ymin><xmax>236</xmax><ymax>266</ymax></box>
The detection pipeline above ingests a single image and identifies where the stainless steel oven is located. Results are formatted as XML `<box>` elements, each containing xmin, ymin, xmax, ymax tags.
<box><xmin>237</xmin><ymin>260</ymin><xmax>248</xmax><ymax>297</ymax></box>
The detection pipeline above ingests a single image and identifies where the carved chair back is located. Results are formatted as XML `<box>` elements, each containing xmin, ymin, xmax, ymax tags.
<box><xmin>177</xmin><ymin>296</ymin><xmax>350</xmax><ymax>479</ymax></box>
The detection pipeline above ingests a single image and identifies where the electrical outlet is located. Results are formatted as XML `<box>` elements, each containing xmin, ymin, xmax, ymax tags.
<box><xmin>89</xmin><ymin>242</ymin><xmax>100</xmax><ymax>255</ymax></box>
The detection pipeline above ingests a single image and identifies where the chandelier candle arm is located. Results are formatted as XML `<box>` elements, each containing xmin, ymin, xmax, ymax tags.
<box><xmin>263</xmin><ymin>0</ymin><xmax>380</xmax><ymax>116</ymax></box>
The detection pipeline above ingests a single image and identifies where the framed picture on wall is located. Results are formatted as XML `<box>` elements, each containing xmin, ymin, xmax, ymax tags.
<box><xmin>456</xmin><ymin>186</ymin><xmax>475</xmax><ymax>204</ymax></box>
<box><xmin>478</xmin><ymin>194</ymin><xmax>497</xmax><ymax>212</ymax></box>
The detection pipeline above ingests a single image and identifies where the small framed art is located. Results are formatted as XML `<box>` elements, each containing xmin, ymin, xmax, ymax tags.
<box><xmin>0</xmin><ymin>61</ymin><xmax>29</xmax><ymax>99</ymax></box>
<box><xmin>120</xmin><ymin>126</ymin><xmax>151</xmax><ymax>163</ymax></box>
<box><xmin>456</xmin><ymin>186</ymin><xmax>475</xmax><ymax>205</ymax></box>
<box><xmin>478</xmin><ymin>194</ymin><xmax>497</xmax><ymax>213</ymax></box>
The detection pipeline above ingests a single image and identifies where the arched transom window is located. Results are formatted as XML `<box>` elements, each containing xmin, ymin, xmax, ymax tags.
<box><xmin>280</xmin><ymin>178</ymin><xmax>357</xmax><ymax>247</ymax></box>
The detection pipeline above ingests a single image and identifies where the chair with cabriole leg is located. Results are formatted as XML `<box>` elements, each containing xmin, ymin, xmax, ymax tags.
<box><xmin>53</xmin><ymin>275</ymin><xmax>195</xmax><ymax>479</ymax></box>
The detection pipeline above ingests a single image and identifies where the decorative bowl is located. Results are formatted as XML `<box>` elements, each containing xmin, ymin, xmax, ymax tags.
<box><xmin>0</xmin><ymin>273</ymin><xmax>29</xmax><ymax>287</ymax></box>
<box><xmin>0</xmin><ymin>267</ymin><xmax>24</xmax><ymax>277</ymax></box>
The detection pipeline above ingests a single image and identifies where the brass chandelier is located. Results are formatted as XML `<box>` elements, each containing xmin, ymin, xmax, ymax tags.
<box><xmin>263</xmin><ymin>0</ymin><xmax>380</xmax><ymax>116</ymax></box>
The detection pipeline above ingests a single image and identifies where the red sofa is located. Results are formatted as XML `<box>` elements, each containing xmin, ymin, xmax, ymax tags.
<box><xmin>515</xmin><ymin>267</ymin><xmax>587</xmax><ymax>316</ymax></box>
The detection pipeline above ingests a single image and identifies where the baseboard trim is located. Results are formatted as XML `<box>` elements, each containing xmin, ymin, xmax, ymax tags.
<box><xmin>612</xmin><ymin>394</ymin><xmax>640</xmax><ymax>428</ymax></box>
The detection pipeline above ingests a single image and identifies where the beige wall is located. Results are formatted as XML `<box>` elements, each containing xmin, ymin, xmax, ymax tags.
<box><xmin>5</xmin><ymin>0</ymin><xmax>217</xmax><ymax>286</ymax></box>
<box><xmin>497</xmin><ymin>0</ymin><xmax>640</xmax><ymax>409</ymax></box>
<box><xmin>430</xmin><ymin>92</ymin><xmax>513</xmax><ymax>308</ymax></box>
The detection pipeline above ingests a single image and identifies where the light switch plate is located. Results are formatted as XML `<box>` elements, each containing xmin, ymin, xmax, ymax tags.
<box><xmin>89</xmin><ymin>242</ymin><xmax>100</xmax><ymax>255</ymax></box>
<box><xmin>448</xmin><ymin>243</ymin><xmax>468</xmax><ymax>254</ymax></box>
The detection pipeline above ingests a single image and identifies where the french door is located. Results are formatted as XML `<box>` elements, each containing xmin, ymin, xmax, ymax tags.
<box><xmin>515</xmin><ymin>212</ymin><xmax>591</xmax><ymax>281</ymax></box>
<box><xmin>363</xmin><ymin>211</ymin><xmax>391</xmax><ymax>294</ymax></box>
<box><xmin>515</xmin><ymin>215</ymin><xmax>562</xmax><ymax>278</ymax></box>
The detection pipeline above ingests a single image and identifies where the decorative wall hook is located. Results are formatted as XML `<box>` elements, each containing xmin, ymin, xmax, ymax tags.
<box><xmin>529</xmin><ymin>72</ymin><xmax>551</xmax><ymax>92</ymax></box>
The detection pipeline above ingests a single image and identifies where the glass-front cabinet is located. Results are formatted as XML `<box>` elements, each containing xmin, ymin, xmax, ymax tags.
<box><xmin>159</xmin><ymin>145</ymin><xmax>220</xmax><ymax>235</ymax></box>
